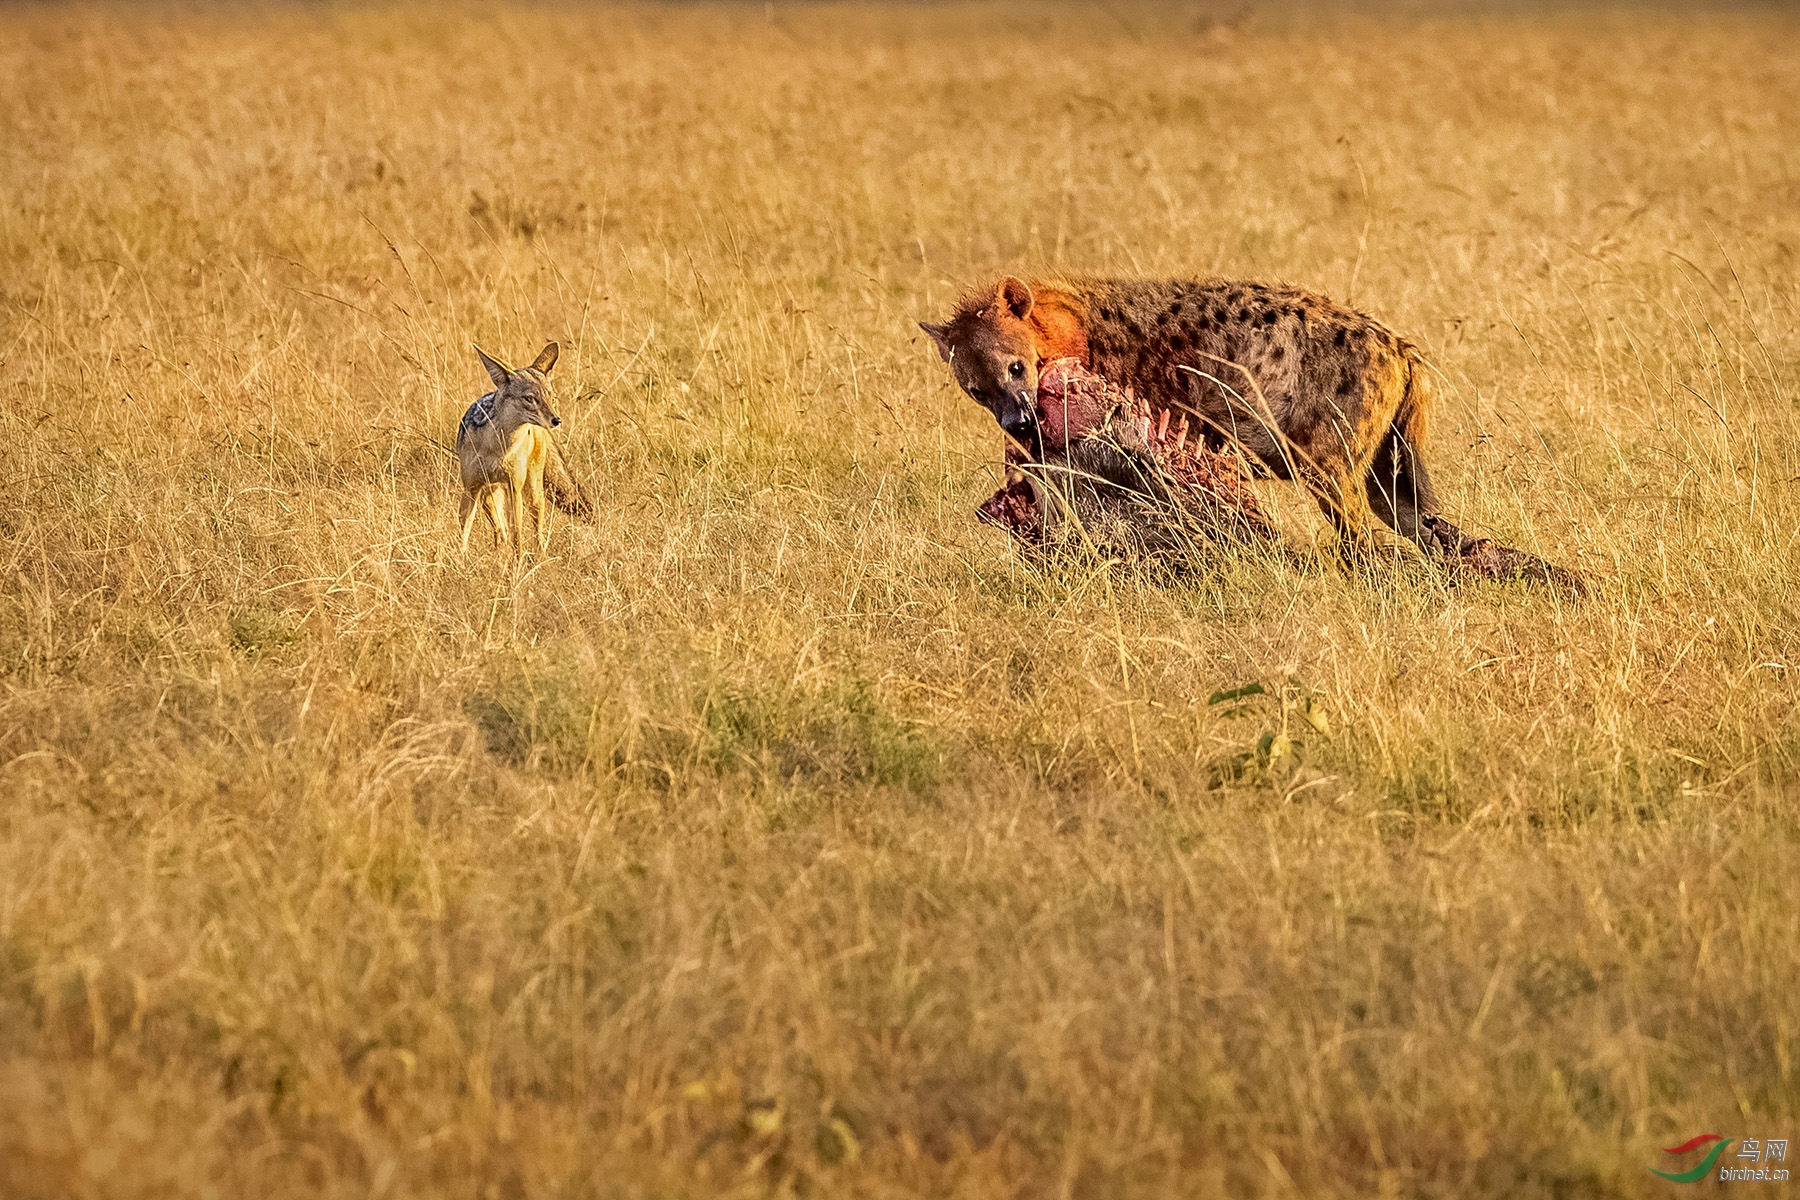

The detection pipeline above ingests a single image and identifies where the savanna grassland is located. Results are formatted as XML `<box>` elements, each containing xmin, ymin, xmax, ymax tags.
<box><xmin>3</xmin><ymin>3</ymin><xmax>1799</xmax><ymax>1196</ymax></box>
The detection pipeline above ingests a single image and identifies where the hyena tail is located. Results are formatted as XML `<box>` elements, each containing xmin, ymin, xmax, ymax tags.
<box><xmin>543</xmin><ymin>443</ymin><xmax>594</xmax><ymax>517</ymax></box>
<box><xmin>1376</xmin><ymin>355</ymin><xmax>1586</xmax><ymax>595</ymax></box>
<box><xmin>1366</xmin><ymin>354</ymin><xmax>1442</xmax><ymax>544</ymax></box>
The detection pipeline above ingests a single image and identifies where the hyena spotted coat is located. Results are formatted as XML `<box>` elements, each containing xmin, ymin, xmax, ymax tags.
<box><xmin>921</xmin><ymin>276</ymin><xmax>1579</xmax><ymax>588</ymax></box>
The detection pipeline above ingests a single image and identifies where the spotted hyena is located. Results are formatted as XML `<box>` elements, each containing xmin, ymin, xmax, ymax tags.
<box><xmin>921</xmin><ymin>276</ymin><xmax>1581</xmax><ymax>590</ymax></box>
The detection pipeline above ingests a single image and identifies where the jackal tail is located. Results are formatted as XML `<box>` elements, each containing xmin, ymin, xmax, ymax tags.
<box><xmin>543</xmin><ymin>442</ymin><xmax>593</xmax><ymax>517</ymax></box>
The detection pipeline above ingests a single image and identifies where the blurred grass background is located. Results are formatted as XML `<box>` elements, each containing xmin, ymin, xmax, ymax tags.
<box><xmin>1</xmin><ymin>3</ymin><xmax>1797</xmax><ymax>1196</ymax></box>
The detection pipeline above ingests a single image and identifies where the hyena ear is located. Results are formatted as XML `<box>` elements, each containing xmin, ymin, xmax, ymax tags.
<box><xmin>530</xmin><ymin>342</ymin><xmax>559</xmax><ymax>374</ymax></box>
<box><xmin>918</xmin><ymin>321</ymin><xmax>954</xmax><ymax>363</ymax></box>
<box><xmin>998</xmin><ymin>276</ymin><xmax>1035</xmax><ymax>321</ymax></box>
<box><xmin>475</xmin><ymin>345</ymin><xmax>511</xmax><ymax>388</ymax></box>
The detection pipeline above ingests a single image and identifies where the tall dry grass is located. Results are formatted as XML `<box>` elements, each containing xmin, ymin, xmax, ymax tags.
<box><xmin>1</xmin><ymin>3</ymin><xmax>1797</xmax><ymax>1196</ymax></box>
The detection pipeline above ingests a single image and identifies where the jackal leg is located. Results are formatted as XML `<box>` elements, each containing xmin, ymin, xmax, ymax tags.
<box><xmin>527</xmin><ymin>447</ymin><xmax>551</xmax><ymax>552</ymax></box>
<box><xmin>511</xmin><ymin>474</ymin><xmax>529</xmax><ymax>558</ymax></box>
<box><xmin>522</xmin><ymin>438</ymin><xmax>547</xmax><ymax>557</ymax></box>
<box><xmin>459</xmin><ymin>488</ymin><xmax>481</xmax><ymax>554</ymax></box>
<box><xmin>485</xmin><ymin>486</ymin><xmax>511</xmax><ymax>551</ymax></box>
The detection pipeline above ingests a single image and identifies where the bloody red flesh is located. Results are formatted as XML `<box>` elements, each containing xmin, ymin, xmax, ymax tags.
<box><xmin>979</xmin><ymin>359</ymin><xmax>1275</xmax><ymax>550</ymax></box>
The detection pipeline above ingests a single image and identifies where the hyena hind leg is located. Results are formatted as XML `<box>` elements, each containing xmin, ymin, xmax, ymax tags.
<box><xmin>1298</xmin><ymin>461</ymin><xmax>1382</xmax><ymax>563</ymax></box>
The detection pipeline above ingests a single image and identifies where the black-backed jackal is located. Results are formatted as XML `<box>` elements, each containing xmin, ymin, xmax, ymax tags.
<box><xmin>456</xmin><ymin>342</ymin><xmax>591</xmax><ymax>556</ymax></box>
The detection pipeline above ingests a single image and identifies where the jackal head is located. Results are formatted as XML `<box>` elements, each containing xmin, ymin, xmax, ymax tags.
<box><xmin>920</xmin><ymin>277</ymin><xmax>1045</xmax><ymax>459</ymax></box>
<box><xmin>475</xmin><ymin>342</ymin><xmax>563</xmax><ymax>428</ymax></box>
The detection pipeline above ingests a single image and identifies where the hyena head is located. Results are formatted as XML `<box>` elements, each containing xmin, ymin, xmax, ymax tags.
<box><xmin>476</xmin><ymin>342</ymin><xmax>562</xmax><ymax>428</ymax></box>
<box><xmin>920</xmin><ymin>276</ymin><xmax>1044</xmax><ymax>457</ymax></box>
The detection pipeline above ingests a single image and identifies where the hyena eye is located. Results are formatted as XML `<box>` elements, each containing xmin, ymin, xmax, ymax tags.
<box><xmin>1008</xmin><ymin>361</ymin><xmax>1025</xmax><ymax>379</ymax></box>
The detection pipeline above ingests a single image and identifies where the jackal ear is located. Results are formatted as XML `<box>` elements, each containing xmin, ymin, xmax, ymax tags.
<box><xmin>918</xmin><ymin>321</ymin><xmax>954</xmax><ymax>363</ymax></box>
<box><xmin>474</xmin><ymin>345</ymin><xmax>511</xmax><ymax>388</ymax></box>
<box><xmin>998</xmin><ymin>276</ymin><xmax>1035</xmax><ymax>321</ymax></box>
<box><xmin>530</xmin><ymin>342</ymin><xmax>559</xmax><ymax>374</ymax></box>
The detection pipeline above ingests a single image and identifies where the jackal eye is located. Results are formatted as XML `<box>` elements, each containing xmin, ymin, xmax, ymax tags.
<box><xmin>1008</xmin><ymin>361</ymin><xmax>1025</xmax><ymax>379</ymax></box>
